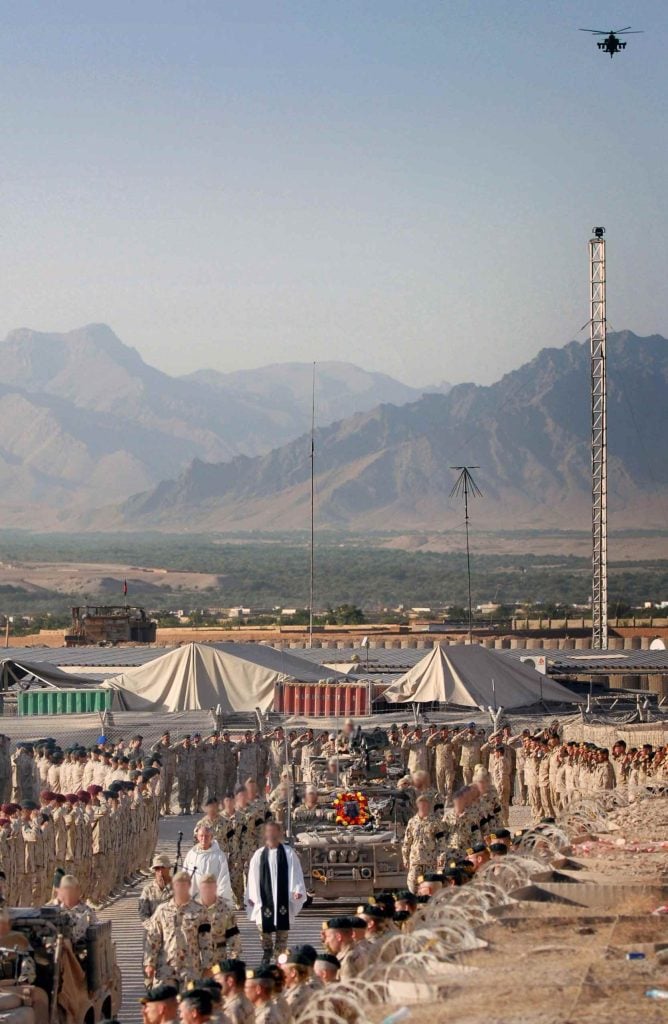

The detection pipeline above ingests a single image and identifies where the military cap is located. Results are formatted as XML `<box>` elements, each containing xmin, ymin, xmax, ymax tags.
<box><xmin>419</xmin><ymin>872</ymin><xmax>444</xmax><ymax>884</ymax></box>
<box><xmin>350</xmin><ymin>917</ymin><xmax>367</xmax><ymax>930</ymax></box>
<box><xmin>292</xmin><ymin>944</ymin><xmax>317</xmax><ymax>966</ymax></box>
<box><xmin>323</xmin><ymin>916</ymin><xmax>354</xmax><ymax>931</ymax></box>
<box><xmin>394</xmin><ymin>890</ymin><xmax>417</xmax><ymax>905</ymax></box>
<box><xmin>277</xmin><ymin>950</ymin><xmax>312</xmax><ymax>967</ymax></box>
<box><xmin>0</xmin><ymin>819</ymin><xmax>9</xmax><ymax>827</ymax></box>
<box><xmin>470</xmin><ymin>842</ymin><xmax>488</xmax><ymax>854</ymax></box>
<box><xmin>178</xmin><ymin>989</ymin><xmax>213</xmax><ymax>1015</ymax></box>
<box><xmin>394</xmin><ymin>910</ymin><xmax>411</xmax><ymax>923</ymax></box>
<box><xmin>151</xmin><ymin>853</ymin><xmax>172</xmax><ymax>870</ymax></box>
<box><xmin>246</xmin><ymin>967</ymin><xmax>274</xmax><ymax>983</ymax></box>
<box><xmin>213</xmin><ymin>959</ymin><xmax>246</xmax><ymax>983</ymax></box>
<box><xmin>102</xmin><ymin>790</ymin><xmax>116</xmax><ymax>799</ymax></box>
<box><xmin>494</xmin><ymin>828</ymin><xmax>511</xmax><ymax>839</ymax></box>
<box><xmin>315</xmin><ymin>952</ymin><xmax>340</xmax><ymax>969</ymax></box>
<box><xmin>190</xmin><ymin>980</ymin><xmax>222</xmax><ymax>1003</ymax></box>
<box><xmin>139</xmin><ymin>984</ymin><xmax>178</xmax><ymax>1004</ymax></box>
<box><xmin>489</xmin><ymin>842</ymin><xmax>508</xmax><ymax>855</ymax></box>
<box><xmin>20</xmin><ymin>800</ymin><xmax>39</xmax><ymax>811</ymax></box>
<box><xmin>416</xmin><ymin>894</ymin><xmax>431</xmax><ymax>904</ymax></box>
<box><xmin>357</xmin><ymin>903</ymin><xmax>384</xmax><ymax>919</ymax></box>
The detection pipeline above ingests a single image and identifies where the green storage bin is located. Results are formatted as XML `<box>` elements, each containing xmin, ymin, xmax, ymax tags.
<box><xmin>18</xmin><ymin>688</ymin><xmax>111</xmax><ymax>716</ymax></box>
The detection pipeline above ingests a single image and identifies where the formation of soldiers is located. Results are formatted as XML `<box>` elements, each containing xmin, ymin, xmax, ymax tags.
<box><xmin>0</xmin><ymin>735</ymin><xmax>162</xmax><ymax>907</ymax></box>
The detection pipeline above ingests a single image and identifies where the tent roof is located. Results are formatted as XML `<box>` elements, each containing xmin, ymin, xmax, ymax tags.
<box><xmin>381</xmin><ymin>644</ymin><xmax>580</xmax><ymax>709</ymax></box>
<box><xmin>101</xmin><ymin>642</ymin><xmax>349</xmax><ymax>713</ymax></box>
<box><xmin>0</xmin><ymin>656</ymin><xmax>98</xmax><ymax>689</ymax></box>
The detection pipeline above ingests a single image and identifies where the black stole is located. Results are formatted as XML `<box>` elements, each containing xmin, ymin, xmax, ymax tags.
<box><xmin>259</xmin><ymin>844</ymin><xmax>290</xmax><ymax>933</ymax></box>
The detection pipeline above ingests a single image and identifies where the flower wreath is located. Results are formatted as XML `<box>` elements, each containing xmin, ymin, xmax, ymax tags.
<box><xmin>333</xmin><ymin>791</ymin><xmax>370</xmax><ymax>827</ymax></box>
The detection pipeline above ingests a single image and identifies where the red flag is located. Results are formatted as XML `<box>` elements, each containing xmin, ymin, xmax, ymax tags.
<box><xmin>123</xmin><ymin>579</ymin><xmax>128</xmax><ymax>596</ymax></box>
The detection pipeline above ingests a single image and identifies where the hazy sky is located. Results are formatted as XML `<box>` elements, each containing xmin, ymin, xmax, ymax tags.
<box><xmin>1</xmin><ymin>1</ymin><xmax>666</xmax><ymax>386</ymax></box>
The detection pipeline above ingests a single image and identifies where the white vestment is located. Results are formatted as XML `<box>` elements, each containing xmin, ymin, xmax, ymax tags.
<box><xmin>182</xmin><ymin>839</ymin><xmax>233</xmax><ymax>905</ymax></box>
<box><xmin>245</xmin><ymin>843</ymin><xmax>306</xmax><ymax>928</ymax></box>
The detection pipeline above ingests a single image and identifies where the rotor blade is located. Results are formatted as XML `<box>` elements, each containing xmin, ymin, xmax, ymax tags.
<box><xmin>579</xmin><ymin>29</ymin><xmax>609</xmax><ymax>34</ymax></box>
<box><xmin>613</xmin><ymin>26</ymin><xmax>632</xmax><ymax>32</ymax></box>
<box><xmin>617</xmin><ymin>30</ymin><xmax>643</xmax><ymax>34</ymax></box>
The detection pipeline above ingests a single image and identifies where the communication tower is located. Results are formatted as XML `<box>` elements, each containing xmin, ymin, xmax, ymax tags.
<box><xmin>589</xmin><ymin>228</ymin><xmax>607</xmax><ymax>648</ymax></box>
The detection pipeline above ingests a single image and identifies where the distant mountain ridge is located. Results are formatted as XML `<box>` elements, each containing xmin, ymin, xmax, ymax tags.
<box><xmin>0</xmin><ymin>324</ymin><xmax>439</xmax><ymax>526</ymax></box>
<box><xmin>105</xmin><ymin>331</ymin><xmax>668</xmax><ymax>533</ymax></box>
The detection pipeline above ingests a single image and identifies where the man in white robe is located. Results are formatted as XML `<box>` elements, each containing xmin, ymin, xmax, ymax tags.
<box><xmin>245</xmin><ymin>821</ymin><xmax>306</xmax><ymax>964</ymax></box>
<box><xmin>182</xmin><ymin>825</ymin><xmax>233</xmax><ymax>905</ymax></box>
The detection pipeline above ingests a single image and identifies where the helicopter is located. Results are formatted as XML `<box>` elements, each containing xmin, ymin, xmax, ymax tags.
<box><xmin>580</xmin><ymin>26</ymin><xmax>642</xmax><ymax>57</ymax></box>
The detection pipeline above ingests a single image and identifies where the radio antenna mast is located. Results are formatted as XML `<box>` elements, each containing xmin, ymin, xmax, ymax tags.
<box><xmin>308</xmin><ymin>362</ymin><xmax>316</xmax><ymax>648</ymax></box>
<box><xmin>450</xmin><ymin>466</ymin><xmax>482</xmax><ymax>643</ymax></box>
<box><xmin>589</xmin><ymin>228</ymin><xmax>608</xmax><ymax>649</ymax></box>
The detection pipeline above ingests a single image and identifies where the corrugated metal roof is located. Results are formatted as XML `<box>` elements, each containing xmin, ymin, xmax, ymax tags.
<box><xmin>500</xmin><ymin>648</ymin><xmax>668</xmax><ymax>673</ymax></box>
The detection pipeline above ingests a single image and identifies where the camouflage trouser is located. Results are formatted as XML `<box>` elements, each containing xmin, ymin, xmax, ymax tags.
<box><xmin>407</xmin><ymin>862</ymin><xmax>432</xmax><ymax>895</ymax></box>
<box><xmin>161</xmin><ymin>773</ymin><xmax>175</xmax><ymax>814</ymax></box>
<box><xmin>540</xmin><ymin>785</ymin><xmax>555</xmax><ymax>819</ymax></box>
<box><xmin>230</xmin><ymin>865</ymin><xmax>245</xmax><ymax>908</ymax></box>
<box><xmin>258</xmin><ymin>928</ymin><xmax>289</xmax><ymax>964</ymax></box>
<box><xmin>527</xmin><ymin>781</ymin><xmax>542</xmax><ymax>823</ymax></box>
<box><xmin>436</xmin><ymin>767</ymin><xmax>456</xmax><ymax>805</ymax></box>
<box><xmin>462</xmin><ymin>767</ymin><xmax>474</xmax><ymax>785</ymax></box>
<box><xmin>177</xmin><ymin>773</ymin><xmax>194</xmax><ymax>812</ymax></box>
<box><xmin>193</xmin><ymin>772</ymin><xmax>206</xmax><ymax>812</ymax></box>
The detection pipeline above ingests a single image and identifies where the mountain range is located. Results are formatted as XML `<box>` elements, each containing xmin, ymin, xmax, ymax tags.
<box><xmin>0</xmin><ymin>324</ymin><xmax>444</xmax><ymax>526</ymax></box>
<box><xmin>100</xmin><ymin>330</ymin><xmax>668</xmax><ymax>534</ymax></box>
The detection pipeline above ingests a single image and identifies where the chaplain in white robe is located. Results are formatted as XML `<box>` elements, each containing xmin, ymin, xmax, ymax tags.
<box><xmin>245</xmin><ymin>821</ymin><xmax>306</xmax><ymax>962</ymax></box>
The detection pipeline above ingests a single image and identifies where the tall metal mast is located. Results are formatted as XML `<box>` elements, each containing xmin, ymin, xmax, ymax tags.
<box><xmin>308</xmin><ymin>362</ymin><xmax>316</xmax><ymax>648</ymax></box>
<box><xmin>589</xmin><ymin>228</ymin><xmax>608</xmax><ymax>649</ymax></box>
<box><xmin>450</xmin><ymin>466</ymin><xmax>482</xmax><ymax>643</ymax></box>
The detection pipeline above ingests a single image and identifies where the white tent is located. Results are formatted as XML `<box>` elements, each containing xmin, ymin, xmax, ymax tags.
<box><xmin>382</xmin><ymin>645</ymin><xmax>579</xmax><ymax>709</ymax></box>
<box><xmin>101</xmin><ymin>642</ymin><xmax>349</xmax><ymax>713</ymax></box>
<box><xmin>0</xmin><ymin>657</ymin><xmax>97</xmax><ymax>689</ymax></box>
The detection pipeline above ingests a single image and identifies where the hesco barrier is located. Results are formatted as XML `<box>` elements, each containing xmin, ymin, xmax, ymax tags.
<box><xmin>17</xmin><ymin>689</ymin><xmax>112</xmax><ymax>717</ymax></box>
<box><xmin>274</xmin><ymin>681</ymin><xmax>371</xmax><ymax>717</ymax></box>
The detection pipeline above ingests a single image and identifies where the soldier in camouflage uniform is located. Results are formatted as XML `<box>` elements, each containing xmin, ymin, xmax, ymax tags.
<box><xmin>442</xmin><ymin>787</ymin><xmax>476</xmax><ymax>857</ymax></box>
<box><xmin>175</xmin><ymin>738</ymin><xmax>196</xmax><ymax>816</ymax></box>
<box><xmin>292</xmin><ymin>786</ymin><xmax>335</xmax><ymax>827</ymax></box>
<box><xmin>144</xmin><ymin>871</ymin><xmax>212</xmax><ymax>988</ymax></box>
<box><xmin>197</xmin><ymin>874</ymin><xmax>242</xmax><ymax>959</ymax></box>
<box><xmin>193</xmin><ymin>798</ymin><xmax>226</xmax><ymax>845</ymax></box>
<box><xmin>151</xmin><ymin>732</ymin><xmax>177</xmax><ymax>815</ymax></box>
<box><xmin>218</xmin><ymin>794</ymin><xmax>247</xmax><ymax>909</ymax></box>
<box><xmin>244</xmin><ymin>967</ymin><xmax>282</xmax><ymax>1024</ymax></box>
<box><xmin>401</xmin><ymin>794</ymin><xmax>446</xmax><ymax>894</ymax></box>
<box><xmin>426</xmin><ymin>726</ymin><xmax>458</xmax><ymax>805</ymax></box>
<box><xmin>214</xmin><ymin>959</ymin><xmax>254</xmax><ymax>1024</ymax></box>
<box><xmin>138</xmin><ymin>853</ymin><xmax>173</xmax><ymax>925</ymax></box>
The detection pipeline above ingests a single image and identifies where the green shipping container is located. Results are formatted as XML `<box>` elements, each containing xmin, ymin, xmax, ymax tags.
<box><xmin>18</xmin><ymin>689</ymin><xmax>112</xmax><ymax>717</ymax></box>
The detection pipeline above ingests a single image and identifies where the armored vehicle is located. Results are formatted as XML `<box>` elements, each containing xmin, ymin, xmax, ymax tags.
<box><xmin>4</xmin><ymin>907</ymin><xmax>121</xmax><ymax>1024</ymax></box>
<box><xmin>295</xmin><ymin>827</ymin><xmax>404</xmax><ymax>900</ymax></box>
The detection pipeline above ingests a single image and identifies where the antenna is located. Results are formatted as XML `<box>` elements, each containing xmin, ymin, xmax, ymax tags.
<box><xmin>450</xmin><ymin>466</ymin><xmax>482</xmax><ymax>643</ymax></box>
<box><xmin>589</xmin><ymin>229</ymin><xmax>608</xmax><ymax>648</ymax></box>
<box><xmin>308</xmin><ymin>362</ymin><xmax>316</xmax><ymax>649</ymax></box>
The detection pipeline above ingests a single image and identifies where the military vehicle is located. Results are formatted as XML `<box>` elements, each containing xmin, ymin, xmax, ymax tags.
<box><xmin>3</xmin><ymin>907</ymin><xmax>121</xmax><ymax>1024</ymax></box>
<box><xmin>295</xmin><ymin>826</ymin><xmax>405</xmax><ymax>901</ymax></box>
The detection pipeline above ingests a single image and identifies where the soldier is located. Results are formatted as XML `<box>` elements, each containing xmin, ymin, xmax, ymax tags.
<box><xmin>144</xmin><ymin>870</ymin><xmax>213</xmax><ymax>988</ymax></box>
<box><xmin>290</xmin><ymin>730</ymin><xmax>317</xmax><ymax>783</ymax></box>
<box><xmin>322</xmin><ymin>917</ymin><xmax>367</xmax><ymax>981</ymax></box>
<box><xmin>176</xmin><ymin>738</ymin><xmax>196</xmax><ymax>816</ymax></box>
<box><xmin>293</xmin><ymin>786</ymin><xmax>335</xmax><ymax>827</ymax></box>
<box><xmin>140</xmin><ymin>983</ymin><xmax>180</xmax><ymax>1024</ymax></box>
<box><xmin>488</xmin><ymin>746</ymin><xmax>512</xmax><ymax>824</ymax></box>
<box><xmin>217</xmin><ymin>732</ymin><xmax>238</xmax><ymax>798</ymax></box>
<box><xmin>152</xmin><ymin>732</ymin><xmax>177</xmax><ymax>815</ymax></box>
<box><xmin>0</xmin><ymin>736</ymin><xmax>11</xmax><ymax>803</ymax></box>
<box><xmin>178</xmin><ymin>988</ymin><xmax>214</xmax><ymax>1024</ymax></box>
<box><xmin>51</xmin><ymin>874</ymin><xmax>97</xmax><ymax>943</ymax></box>
<box><xmin>453</xmin><ymin>725</ymin><xmax>482</xmax><ymax>786</ymax></box>
<box><xmin>277</xmin><ymin>950</ymin><xmax>312</xmax><ymax>1018</ymax></box>
<box><xmin>139</xmin><ymin>853</ymin><xmax>174</xmax><ymax>925</ymax></box>
<box><xmin>313</xmin><ymin>953</ymin><xmax>340</xmax><ymax>985</ymax></box>
<box><xmin>218</xmin><ymin>793</ymin><xmax>246</xmax><ymax>909</ymax></box>
<box><xmin>191</xmin><ymin>735</ymin><xmax>208</xmax><ymax>814</ymax></box>
<box><xmin>244</xmin><ymin>967</ymin><xmax>281</xmax><ymax>1024</ymax></box>
<box><xmin>235</xmin><ymin>734</ymin><xmax>258</xmax><ymax>789</ymax></box>
<box><xmin>11</xmin><ymin>745</ymin><xmax>40</xmax><ymax>803</ymax></box>
<box><xmin>213</xmin><ymin>959</ymin><xmax>254</xmax><ymax>1024</ymax></box>
<box><xmin>264</xmin><ymin>729</ymin><xmax>288</xmax><ymax>791</ymax></box>
<box><xmin>593</xmin><ymin>749</ymin><xmax>615</xmax><ymax>790</ymax></box>
<box><xmin>426</xmin><ymin>726</ymin><xmax>457</xmax><ymax>804</ymax></box>
<box><xmin>402</xmin><ymin>793</ymin><xmax>446</xmax><ymax>893</ymax></box>
<box><xmin>194</xmin><ymin>798</ymin><xmax>226</xmax><ymax>845</ymax></box>
<box><xmin>198</xmin><ymin>873</ymin><xmax>241</xmax><ymax>961</ymax></box>
<box><xmin>401</xmin><ymin>727</ymin><xmax>430</xmax><ymax>781</ymax></box>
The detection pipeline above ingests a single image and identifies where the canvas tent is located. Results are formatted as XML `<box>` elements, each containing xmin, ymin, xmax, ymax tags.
<box><xmin>101</xmin><ymin>642</ymin><xmax>349</xmax><ymax>713</ymax></box>
<box><xmin>381</xmin><ymin>645</ymin><xmax>579</xmax><ymax>709</ymax></box>
<box><xmin>0</xmin><ymin>656</ymin><xmax>97</xmax><ymax>690</ymax></box>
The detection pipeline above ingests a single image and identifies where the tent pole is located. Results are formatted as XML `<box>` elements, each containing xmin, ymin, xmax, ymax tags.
<box><xmin>308</xmin><ymin>362</ymin><xmax>316</xmax><ymax>649</ymax></box>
